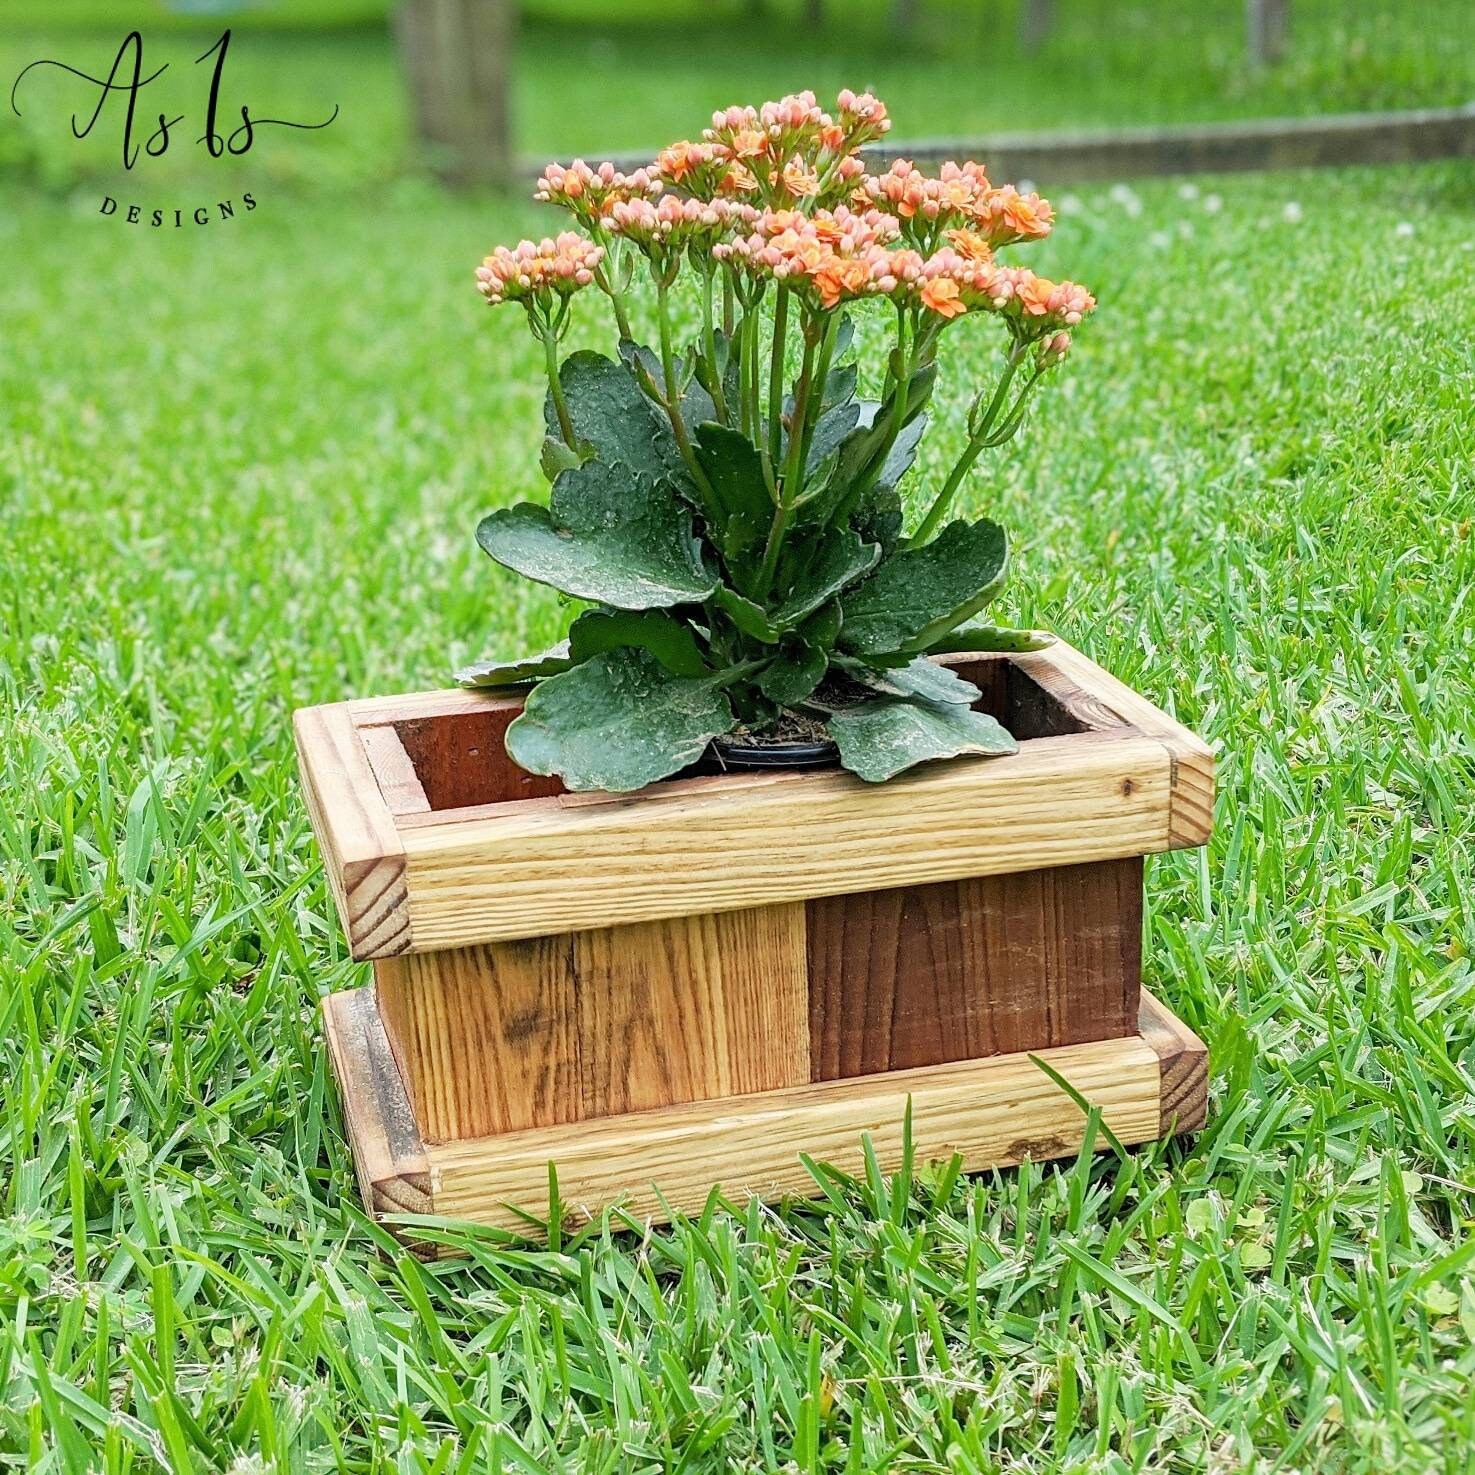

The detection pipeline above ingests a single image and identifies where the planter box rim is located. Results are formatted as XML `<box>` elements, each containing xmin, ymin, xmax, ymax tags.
<box><xmin>294</xmin><ymin>638</ymin><xmax>1213</xmax><ymax>958</ymax></box>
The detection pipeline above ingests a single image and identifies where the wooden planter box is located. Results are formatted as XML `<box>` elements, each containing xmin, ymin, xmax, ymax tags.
<box><xmin>295</xmin><ymin>638</ymin><xmax>1213</xmax><ymax>1246</ymax></box>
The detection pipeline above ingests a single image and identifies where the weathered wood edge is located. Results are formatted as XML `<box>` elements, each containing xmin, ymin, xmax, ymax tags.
<box><xmin>1138</xmin><ymin>988</ymin><xmax>1209</xmax><ymax>1136</ymax></box>
<box><xmin>293</xmin><ymin>704</ymin><xmax>412</xmax><ymax>959</ymax></box>
<box><xmin>326</xmin><ymin>984</ymin><xmax>1210</xmax><ymax>1247</ymax></box>
<box><xmin>1021</xmin><ymin>639</ymin><xmax>1215</xmax><ymax>849</ymax></box>
<box><xmin>322</xmin><ymin>987</ymin><xmax>433</xmax><ymax>1221</ymax></box>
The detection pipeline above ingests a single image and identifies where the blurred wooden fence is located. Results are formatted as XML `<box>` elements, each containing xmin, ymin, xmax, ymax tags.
<box><xmin>587</xmin><ymin>104</ymin><xmax>1475</xmax><ymax>187</ymax></box>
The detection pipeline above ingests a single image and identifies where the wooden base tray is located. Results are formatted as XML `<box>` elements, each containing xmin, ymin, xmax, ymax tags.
<box><xmin>324</xmin><ymin>982</ymin><xmax>1207</xmax><ymax>1250</ymax></box>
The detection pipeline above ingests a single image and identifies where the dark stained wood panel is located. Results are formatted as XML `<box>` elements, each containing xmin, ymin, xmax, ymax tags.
<box><xmin>393</xmin><ymin>707</ymin><xmax>564</xmax><ymax>811</ymax></box>
<box><xmin>806</xmin><ymin>858</ymin><xmax>1142</xmax><ymax>1081</ymax></box>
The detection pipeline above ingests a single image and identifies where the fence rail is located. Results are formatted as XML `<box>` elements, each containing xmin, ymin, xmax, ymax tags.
<box><xmin>570</xmin><ymin>104</ymin><xmax>1475</xmax><ymax>186</ymax></box>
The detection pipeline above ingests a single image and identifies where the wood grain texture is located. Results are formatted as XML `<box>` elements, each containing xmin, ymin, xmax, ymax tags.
<box><xmin>576</xmin><ymin>904</ymin><xmax>809</xmax><ymax>1116</ymax></box>
<box><xmin>372</xmin><ymin>905</ymin><xmax>809</xmax><ymax>1142</ymax></box>
<box><xmin>399</xmin><ymin>731</ymin><xmax>1175</xmax><ymax>948</ymax></box>
<box><xmin>807</xmin><ymin>858</ymin><xmax>1142</xmax><ymax>1078</ymax></box>
<box><xmin>293</xmin><ymin>704</ymin><xmax>410</xmax><ymax>959</ymax></box>
<box><xmin>322</xmin><ymin>986</ymin><xmax>431</xmax><ymax>1218</ymax></box>
<box><xmin>360</xmin><ymin>724</ymin><xmax>431</xmax><ymax>816</ymax></box>
<box><xmin>1018</xmin><ymin>639</ymin><xmax>1215</xmax><ymax>848</ymax></box>
<box><xmin>425</xmin><ymin>1029</ymin><xmax>1165</xmax><ymax>1233</ymax></box>
<box><xmin>327</xmin><ymin>987</ymin><xmax>1209</xmax><ymax>1245</ymax></box>
<box><xmin>303</xmin><ymin>640</ymin><xmax>1211</xmax><ymax>957</ymax></box>
<box><xmin>374</xmin><ymin>936</ymin><xmax>580</xmax><ymax>1143</ymax></box>
<box><xmin>1139</xmin><ymin>988</ymin><xmax>1209</xmax><ymax>1134</ymax></box>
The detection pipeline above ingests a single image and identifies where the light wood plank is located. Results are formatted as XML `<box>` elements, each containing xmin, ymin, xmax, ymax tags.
<box><xmin>350</xmin><ymin>687</ymin><xmax>519</xmax><ymax>727</ymax></box>
<box><xmin>398</xmin><ymin>731</ymin><xmax>1174</xmax><ymax>948</ymax></box>
<box><xmin>426</xmin><ymin>1031</ymin><xmax>1165</xmax><ymax>1231</ymax></box>
<box><xmin>1019</xmin><ymin>639</ymin><xmax>1214</xmax><ymax>848</ymax></box>
<box><xmin>293</xmin><ymin>704</ymin><xmax>410</xmax><ymax>958</ymax></box>
<box><xmin>374</xmin><ymin>937</ymin><xmax>580</xmax><ymax>1143</ymax></box>
<box><xmin>359</xmin><ymin>724</ymin><xmax>431</xmax><ymax>816</ymax></box>
<box><xmin>576</xmin><ymin>904</ymin><xmax>809</xmax><ymax>1116</ymax></box>
<box><xmin>327</xmin><ymin>988</ymin><xmax>1208</xmax><ymax>1246</ymax></box>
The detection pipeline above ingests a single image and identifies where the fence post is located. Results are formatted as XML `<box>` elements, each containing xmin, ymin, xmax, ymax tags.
<box><xmin>1246</xmin><ymin>0</ymin><xmax>1288</xmax><ymax>66</ymax></box>
<box><xmin>394</xmin><ymin>0</ymin><xmax>516</xmax><ymax>188</ymax></box>
<box><xmin>1020</xmin><ymin>0</ymin><xmax>1055</xmax><ymax>54</ymax></box>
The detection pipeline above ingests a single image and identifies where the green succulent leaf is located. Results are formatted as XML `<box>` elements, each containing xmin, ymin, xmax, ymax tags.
<box><xmin>711</xmin><ymin>587</ymin><xmax>781</xmax><ymax>643</ymax></box>
<box><xmin>551</xmin><ymin>350</ymin><xmax>684</xmax><ymax>483</ymax></box>
<box><xmin>804</xmin><ymin>400</ymin><xmax>863</xmax><ymax>474</ymax></box>
<box><xmin>757</xmin><ymin>637</ymin><xmax>828</xmax><ymax>706</ymax></box>
<box><xmin>693</xmin><ymin>422</ymin><xmax>773</xmax><ymax>573</ymax></box>
<box><xmin>927</xmin><ymin>622</ymin><xmax>1056</xmax><ymax>654</ymax></box>
<box><xmin>839</xmin><ymin>517</ymin><xmax>1008</xmax><ymax>655</ymax></box>
<box><xmin>831</xmin><ymin>698</ymin><xmax>1018</xmax><ymax>782</ymax></box>
<box><xmin>539</xmin><ymin>435</ymin><xmax>587</xmax><ymax>483</ymax></box>
<box><xmin>569</xmin><ymin>608</ymin><xmax>709</xmax><ymax>676</ymax></box>
<box><xmin>684</xmin><ymin>333</ymin><xmax>742</xmax><ymax>427</ymax></box>
<box><xmin>772</xmin><ymin>528</ymin><xmax>880</xmax><ymax>628</ymax></box>
<box><xmin>837</xmin><ymin>655</ymin><xmax>983</xmax><ymax>706</ymax></box>
<box><xmin>456</xmin><ymin>641</ymin><xmax>573</xmax><ymax>688</ymax></box>
<box><xmin>806</xmin><ymin>403</ymin><xmax>927</xmax><ymax>535</ymax></box>
<box><xmin>504</xmin><ymin>648</ymin><xmax>734</xmax><ymax>792</ymax></box>
<box><xmin>821</xmin><ymin>361</ymin><xmax>858</xmax><ymax>411</ymax></box>
<box><xmin>800</xmin><ymin>598</ymin><xmax>843</xmax><ymax>650</ymax></box>
<box><xmin>477</xmin><ymin>458</ymin><xmax>716</xmax><ymax>610</ymax></box>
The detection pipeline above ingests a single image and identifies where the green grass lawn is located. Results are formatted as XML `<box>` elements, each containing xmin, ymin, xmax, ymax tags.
<box><xmin>4</xmin><ymin>144</ymin><xmax>1475</xmax><ymax>1467</ymax></box>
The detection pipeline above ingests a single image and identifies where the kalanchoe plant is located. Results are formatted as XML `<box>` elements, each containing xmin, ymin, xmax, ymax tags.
<box><xmin>462</xmin><ymin>89</ymin><xmax>1095</xmax><ymax>791</ymax></box>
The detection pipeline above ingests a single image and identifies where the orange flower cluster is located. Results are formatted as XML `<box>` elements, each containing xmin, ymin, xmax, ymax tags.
<box><xmin>709</xmin><ymin>203</ymin><xmax>1092</xmax><ymax>332</ymax></box>
<box><xmin>534</xmin><ymin>160</ymin><xmax>661</xmax><ymax>229</ymax></box>
<box><xmin>861</xmin><ymin>161</ymin><xmax>1054</xmax><ymax>247</ymax></box>
<box><xmin>475</xmin><ymin>232</ymin><xmax>604</xmax><ymax>307</ymax></box>
<box><xmin>480</xmin><ymin>89</ymin><xmax>1093</xmax><ymax>343</ymax></box>
<box><xmin>914</xmin><ymin>251</ymin><xmax>1095</xmax><ymax>339</ymax></box>
<box><xmin>716</xmin><ymin>206</ymin><xmax>900</xmax><ymax>308</ymax></box>
<box><xmin>602</xmin><ymin>194</ymin><xmax>759</xmax><ymax>250</ymax></box>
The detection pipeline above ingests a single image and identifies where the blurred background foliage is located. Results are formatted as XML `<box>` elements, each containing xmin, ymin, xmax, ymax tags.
<box><xmin>4</xmin><ymin>0</ymin><xmax>1474</xmax><ymax>196</ymax></box>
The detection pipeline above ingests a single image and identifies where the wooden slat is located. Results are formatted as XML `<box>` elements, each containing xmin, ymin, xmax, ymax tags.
<box><xmin>1139</xmin><ymin>988</ymin><xmax>1209</xmax><ymax>1134</ymax></box>
<box><xmin>576</xmin><ymin>904</ymin><xmax>810</xmax><ymax>1116</ymax></box>
<box><xmin>806</xmin><ymin>858</ymin><xmax>1142</xmax><ymax>1078</ymax></box>
<box><xmin>1022</xmin><ymin>640</ymin><xmax>1214</xmax><ymax>849</ymax></box>
<box><xmin>327</xmin><ymin>987</ymin><xmax>1208</xmax><ymax>1244</ymax></box>
<box><xmin>350</xmin><ymin>687</ymin><xmax>508</xmax><ymax>726</ymax></box>
<box><xmin>425</xmin><ymin>1029</ymin><xmax>1165</xmax><ymax>1232</ymax></box>
<box><xmin>359</xmin><ymin>724</ymin><xmax>431</xmax><ymax>816</ymax></box>
<box><xmin>594</xmin><ymin>106</ymin><xmax>1475</xmax><ymax>186</ymax></box>
<box><xmin>398</xmin><ymin>731</ymin><xmax>1173</xmax><ymax>948</ymax></box>
<box><xmin>322</xmin><ymin>987</ymin><xmax>431</xmax><ymax>1218</ymax></box>
<box><xmin>374</xmin><ymin>937</ymin><xmax>580</xmax><ymax>1143</ymax></box>
<box><xmin>372</xmin><ymin>904</ymin><xmax>809</xmax><ymax>1141</ymax></box>
<box><xmin>293</xmin><ymin>704</ymin><xmax>410</xmax><ymax>958</ymax></box>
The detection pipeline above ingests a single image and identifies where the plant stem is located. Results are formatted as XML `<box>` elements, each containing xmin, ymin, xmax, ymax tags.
<box><xmin>594</xmin><ymin>240</ymin><xmax>634</xmax><ymax>341</ymax></box>
<box><xmin>767</xmin><ymin>286</ymin><xmax>789</xmax><ymax>467</ymax></box>
<box><xmin>827</xmin><ymin>305</ymin><xmax>915</xmax><ymax>530</ymax></box>
<box><xmin>754</xmin><ymin>322</ymin><xmax>820</xmax><ymax>599</ymax></box>
<box><xmin>798</xmin><ymin>311</ymin><xmax>841</xmax><ymax>472</ymax></box>
<box><xmin>700</xmin><ymin>266</ymin><xmax>730</xmax><ymax>424</ymax></box>
<box><xmin>542</xmin><ymin>329</ymin><xmax>576</xmax><ymax>446</ymax></box>
<box><xmin>909</xmin><ymin>345</ymin><xmax>1029</xmax><ymax>546</ymax></box>
<box><xmin>654</xmin><ymin>279</ymin><xmax>719</xmax><ymax>513</ymax></box>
